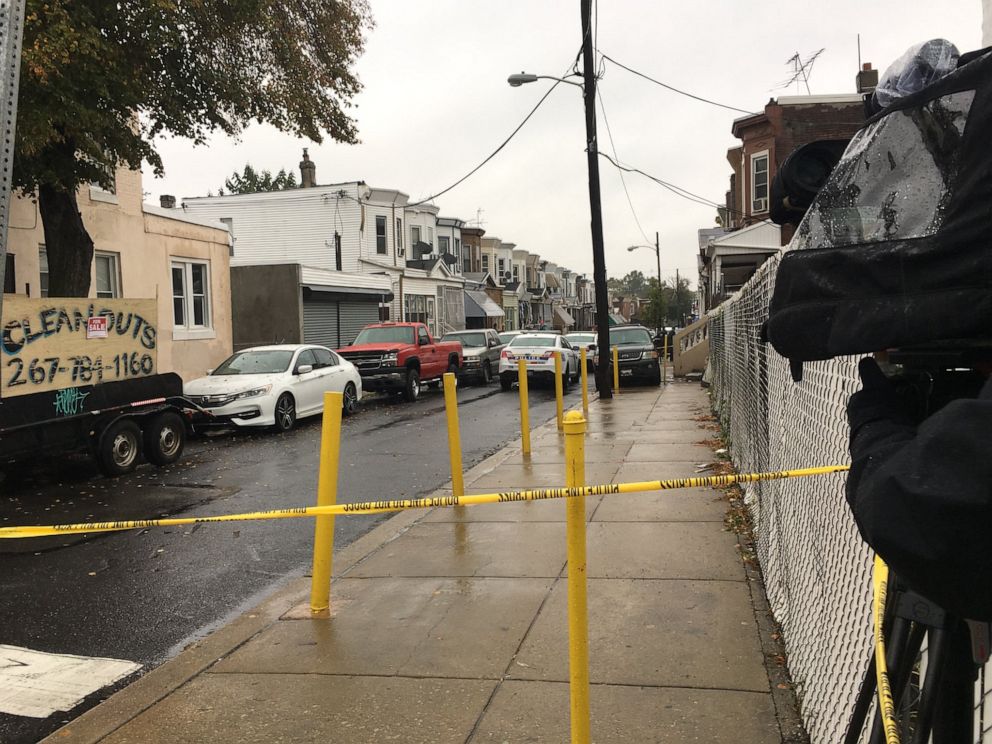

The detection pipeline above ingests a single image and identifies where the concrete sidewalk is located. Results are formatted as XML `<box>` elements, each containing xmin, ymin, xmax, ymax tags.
<box><xmin>46</xmin><ymin>381</ymin><xmax>804</xmax><ymax>744</ymax></box>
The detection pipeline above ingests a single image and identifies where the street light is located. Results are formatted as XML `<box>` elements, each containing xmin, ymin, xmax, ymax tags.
<box><xmin>506</xmin><ymin>3</ymin><xmax>613</xmax><ymax>400</ymax></box>
<box><xmin>627</xmin><ymin>231</ymin><xmax>661</xmax><ymax>287</ymax></box>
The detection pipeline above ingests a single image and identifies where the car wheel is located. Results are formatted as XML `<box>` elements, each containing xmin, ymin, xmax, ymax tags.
<box><xmin>500</xmin><ymin>373</ymin><xmax>513</xmax><ymax>392</ymax></box>
<box><xmin>481</xmin><ymin>361</ymin><xmax>492</xmax><ymax>385</ymax></box>
<box><xmin>404</xmin><ymin>369</ymin><xmax>420</xmax><ymax>402</ymax></box>
<box><xmin>649</xmin><ymin>363</ymin><xmax>662</xmax><ymax>386</ymax></box>
<box><xmin>143</xmin><ymin>411</ymin><xmax>186</xmax><ymax>466</ymax></box>
<box><xmin>274</xmin><ymin>393</ymin><xmax>296</xmax><ymax>431</ymax></box>
<box><xmin>342</xmin><ymin>382</ymin><xmax>359</xmax><ymax>416</ymax></box>
<box><xmin>98</xmin><ymin>419</ymin><xmax>142</xmax><ymax>477</ymax></box>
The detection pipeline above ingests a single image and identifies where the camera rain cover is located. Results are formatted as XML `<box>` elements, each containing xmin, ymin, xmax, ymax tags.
<box><xmin>765</xmin><ymin>47</ymin><xmax>992</xmax><ymax>363</ymax></box>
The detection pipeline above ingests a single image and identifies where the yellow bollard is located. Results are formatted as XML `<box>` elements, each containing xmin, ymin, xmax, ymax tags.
<box><xmin>518</xmin><ymin>359</ymin><xmax>531</xmax><ymax>457</ymax></box>
<box><xmin>563</xmin><ymin>410</ymin><xmax>590</xmax><ymax>744</ymax></box>
<box><xmin>310</xmin><ymin>391</ymin><xmax>343</xmax><ymax>614</ymax></box>
<box><xmin>443</xmin><ymin>372</ymin><xmax>465</xmax><ymax>498</ymax></box>
<box><xmin>612</xmin><ymin>346</ymin><xmax>620</xmax><ymax>392</ymax></box>
<box><xmin>580</xmin><ymin>347</ymin><xmax>589</xmax><ymax>416</ymax></box>
<box><xmin>662</xmin><ymin>334</ymin><xmax>668</xmax><ymax>385</ymax></box>
<box><xmin>554</xmin><ymin>350</ymin><xmax>565</xmax><ymax>431</ymax></box>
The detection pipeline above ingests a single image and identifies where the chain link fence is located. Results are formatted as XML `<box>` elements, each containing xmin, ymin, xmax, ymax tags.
<box><xmin>708</xmin><ymin>254</ymin><xmax>992</xmax><ymax>742</ymax></box>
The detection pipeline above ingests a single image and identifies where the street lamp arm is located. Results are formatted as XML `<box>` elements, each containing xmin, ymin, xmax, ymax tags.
<box><xmin>627</xmin><ymin>244</ymin><xmax>658</xmax><ymax>254</ymax></box>
<box><xmin>507</xmin><ymin>71</ymin><xmax>583</xmax><ymax>89</ymax></box>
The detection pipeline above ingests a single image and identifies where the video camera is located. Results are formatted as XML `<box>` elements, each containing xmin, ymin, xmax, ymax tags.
<box><xmin>762</xmin><ymin>40</ymin><xmax>992</xmax><ymax>384</ymax></box>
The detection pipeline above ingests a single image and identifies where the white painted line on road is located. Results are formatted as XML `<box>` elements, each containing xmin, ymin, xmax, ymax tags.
<box><xmin>0</xmin><ymin>645</ymin><xmax>141</xmax><ymax>718</ymax></box>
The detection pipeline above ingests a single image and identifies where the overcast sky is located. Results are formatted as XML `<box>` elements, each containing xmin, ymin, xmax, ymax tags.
<box><xmin>144</xmin><ymin>0</ymin><xmax>983</xmax><ymax>288</ymax></box>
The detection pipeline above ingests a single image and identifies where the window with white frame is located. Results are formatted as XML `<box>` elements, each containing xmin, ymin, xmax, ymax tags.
<box><xmin>751</xmin><ymin>151</ymin><xmax>769</xmax><ymax>213</ymax></box>
<box><xmin>427</xmin><ymin>226</ymin><xmax>434</xmax><ymax>248</ymax></box>
<box><xmin>438</xmin><ymin>236</ymin><xmax>450</xmax><ymax>254</ymax></box>
<box><xmin>395</xmin><ymin>218</ymin><xmax>403</xmax><ymax>252</ymax></box>
<box><xmin>481</xmin><ymin>254</ymin><xmax>489</xmax><ymax>272</ymax></box>
<box><xmin>171</xmin><ymin>260</ymin><xmax>211</xmax><ymax>331</ymax></box>
<box><xmin>512</xmin><ymin>264</ymin><xmax>519</xmax><ymax>282</ymax></box>
<box><xmin>375</xmin><ymin>215</ymin><xmax>387</xmax><ymax>254</ymax></box>
<box><xmin>95</xmin><ymin>252</ymin><xmax>121</xmax><ymax>298</ymax></box>
<box><xmin>498</xmin><ymin>258</ymin><xmax>506</xmax><ymax>278</ymax></box>
<box><xmin>411</xmin><ymin>225</ymin><xmax>422</xmax><ymax>248</ymax></box>
<box><xmin>38</xmin><ymin>245</ymin><xmax>49</xmax><ymax>297</ymax></box>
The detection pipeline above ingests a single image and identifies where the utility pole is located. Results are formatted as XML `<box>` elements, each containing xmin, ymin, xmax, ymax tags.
<box><xmin>0</xmin><ymin>0</ymin><xmax>26</xmax><ymax>332</ymax></box>
<box><xmin>654</xmin><ymin>231</ymin><xmax>661</xmax><ymax>287</ymax></box>
<box><xmin>580</xmin><ymin>0</ymin><xmax>612</xmax><ymax>399</ymax></box>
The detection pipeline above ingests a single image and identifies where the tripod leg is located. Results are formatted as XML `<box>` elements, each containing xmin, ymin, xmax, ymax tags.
<box><xmin>912</xmin><ymin>627</ymin><xmax>950</xmax><ymax>744</ymax></box>
<box><xmin>869</xmin><ymin>616</ymin><xmax>914</xmax><ymax>744</ymax></box>
<box><xmin>932</xmin><ymin>619</ymin><xmax>977</xmax><ymax>744</ymax></box>
<box><xmin>845</xmin><ymin>649</ymin><xmax>878</xmax><ymax>744</ymax></box>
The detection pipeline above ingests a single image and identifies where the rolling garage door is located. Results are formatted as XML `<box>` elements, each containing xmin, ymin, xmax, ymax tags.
<box><xmin>303</xmin><ymin>299</ymin><xmax>340</xmax><ymax>349</ymax></box>
<box><xmin>339</xmin><ymin>300</ymin><xmax>380</xmax><ymax>345</ymax></box>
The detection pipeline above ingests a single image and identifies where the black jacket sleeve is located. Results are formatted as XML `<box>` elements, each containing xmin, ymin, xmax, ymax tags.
<box><xmin>846</xmin><ymin>375</ymin><xmax>992</xmax><ymax>620</ymax></box>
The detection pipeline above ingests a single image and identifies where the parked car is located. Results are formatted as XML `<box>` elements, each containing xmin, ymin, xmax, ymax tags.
<box><xmin>593</xmin><ymin>325</ymin><xmax>662</xmax><ymax>387</ymax></box>
<box><xmin>440</xmin><ymin>329</ymin><xmax>504</xmax><ymax>385</ymax></box>
<box><xmin>184</xmin><ymin>345</ymin><xmax>362</xmax><ymax>431</ymax></box>
<box><xmin>337</xmin><ymin>322</ymin><xmax>462</xmax><ymax>402</ymax></box>
<box><xmin>498</xmin><ymin>333</ymin><xmax>579</xmax><ymax>391</ymax></box>
<box><xmin>565</xmin><ymin>331</ymin><xmax>597</xmax><ymax>371</ymax></box>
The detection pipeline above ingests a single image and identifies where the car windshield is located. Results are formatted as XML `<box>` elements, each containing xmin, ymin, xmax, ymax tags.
<box><xmin>442</xmin><ymin>332</ymin><xmax>487</xmax><ymax>348</ymax></box>
<box><xmin>353</xmin><ymin>326</ymin><xmax>415</xmax><ymax>345</ymax></box>
<box><xmin>212</xmin><ymin>350</ymin><xmax>293</xmax><ymax>375</ymax></box>
<box><xmin>567</xmin><ymin>334</ymin><xmax>595</xmax><ymax>344</ymax></box>
<box><xmin>611</xmin><ymin>328</ymin><xmax>653</xmax><ymax>345</ymax></box>
<box><xmin>509</xmin><ymin>336</ymin><xmax>556</xmax><ymax>348</ymax></box>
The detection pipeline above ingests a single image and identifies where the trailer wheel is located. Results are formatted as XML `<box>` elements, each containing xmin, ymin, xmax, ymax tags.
<box><xmin>143</xmin><ymin>412</ymin><xmax>186</xmax><ymax>466</ymax></box>
<box><xmin>98</xmin><ymin>419</ymin><xmax>142</xmax><ymax>477</ymax></box>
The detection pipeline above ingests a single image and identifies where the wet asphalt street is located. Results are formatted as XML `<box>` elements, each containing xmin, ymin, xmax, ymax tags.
<box><xmin>0</xmin><ymin>379</ymin><xmax>583</xmax><ymax>744</ymax></box>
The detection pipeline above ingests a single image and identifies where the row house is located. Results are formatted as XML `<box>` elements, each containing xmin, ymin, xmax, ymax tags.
<box><xmin>698</xmin><ymin>63</ymin><xmax>875</xmax><ymax>313</ymax></box>
<box><xmin>183</xmin><ymin>152</ymin><xmax>466</xmax><ymax>348</ymax></box>
<box><xmin>5</xmin><ymin>166</ymin><xmax>233</xmax><ymax>381</ymax></box>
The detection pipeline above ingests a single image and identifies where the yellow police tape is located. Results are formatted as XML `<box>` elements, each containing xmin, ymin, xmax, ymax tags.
<box><xmin>0</xmin><ymin>465</ymin><xmax>849</xmax><ymax>539</ymax></box>
<box><xmin>873</xmin><ymin>555</ymin><xmax>901</xmax><ymax>744</ymax></box>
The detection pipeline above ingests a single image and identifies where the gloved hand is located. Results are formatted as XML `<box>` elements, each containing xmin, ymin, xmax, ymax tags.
<box><xmin>847</xmin><ymin>358</ymin><xmax>915</xmax><ymax>437</ymax></box>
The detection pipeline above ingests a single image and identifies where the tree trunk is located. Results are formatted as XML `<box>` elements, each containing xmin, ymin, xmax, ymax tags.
<box><xmin>38</xmin><ymin>183</ymin><xmax>94</xmax><ymax>297</ymax></box>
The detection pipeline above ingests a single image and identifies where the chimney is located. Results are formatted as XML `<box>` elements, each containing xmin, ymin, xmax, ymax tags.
<box><xmin>856</xmin><ymin>62</ymin><xmax>878</xmax><ymax>94</ymax></box>
<box><xmin>300</xmin><ymin>148</ymin><xmax>316</xmax><ymax>188</ymax></box>
<box><xmin>160</xmin><ymin>194</ymin><xmax>176</xmax><ymax>209</ymax></box>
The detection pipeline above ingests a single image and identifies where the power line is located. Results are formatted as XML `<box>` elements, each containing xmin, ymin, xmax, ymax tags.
<box><xmin>600</xmin><ymin>53</ymin><xmax>757</xmax><ymax>115</ymax></box>
<box><xmin>409</xmin><ymin>49</ymin><xmax>583</xmax><ymax>209</ymax></box>
<box><xmin>598</xmin><ymin>150</ymin><xmax>777</xmax><ymax>226</ymax></box>
<box><xmin>596</xmin><ymin>88</ymin><xmax>651</xmax><ymax>245</ymax></box>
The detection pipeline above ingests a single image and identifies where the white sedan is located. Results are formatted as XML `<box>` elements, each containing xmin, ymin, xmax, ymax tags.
<box><xmin>184</xmin><ymin>345</ymin><xmax>362</xmax><ymax>431</ymax></box>
<box><xmin>498</xmin><ymin>333</ymin><xmax>579</xmax><ymax>391</ymax></box>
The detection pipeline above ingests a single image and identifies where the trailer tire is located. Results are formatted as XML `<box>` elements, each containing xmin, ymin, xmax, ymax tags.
<box><xmin>143</xmin><ymin>411</ymin><xmax>186</xmax><ymax>466</ymax></box>
<box><xmin>98</xmin><ymin>419</ymin><xmax>142</xmax><ymax>477</ymax></box>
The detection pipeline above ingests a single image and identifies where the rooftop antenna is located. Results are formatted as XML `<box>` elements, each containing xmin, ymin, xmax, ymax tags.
<box><xmin>778</xmin><ymin>48</ymin><xmax>825</xmax><ymax>94</ymax></box>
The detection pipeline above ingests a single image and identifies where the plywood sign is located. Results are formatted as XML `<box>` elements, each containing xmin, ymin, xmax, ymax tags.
<box><xmin>1</xmin><ymin>296</ymin><xmax>158</xmax><ymax>397</ymax></box>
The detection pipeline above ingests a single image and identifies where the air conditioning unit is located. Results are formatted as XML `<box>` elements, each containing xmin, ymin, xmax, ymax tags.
<box><xmin>398</xmin><ymin>248</ymin><xmax>405</xmax><ymax>257</ymax></box>
<box><xmin>753</xmin><ymin>197</ymin><xmax>768</xmax><ymax>213</ymax></box>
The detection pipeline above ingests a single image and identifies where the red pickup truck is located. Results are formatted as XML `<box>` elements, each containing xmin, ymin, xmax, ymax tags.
<box><xmin>337</xmin><ymin>322</ymin><xmax>463</xmax><ymax>402</ymax></box>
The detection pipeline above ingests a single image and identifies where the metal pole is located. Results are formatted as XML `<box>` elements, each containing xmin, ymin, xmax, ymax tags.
<box><xmin>310</xmin><ymin>391</ymin><xmax>343</xmax><ymax>614</ymax></box>
<box><xmin>554</xmin><ymin>350</ymin><xmax>564</xmax><ymax>431</ymax></box>
<box><xmin>655</xmin><ymin>231</ymin><xmax>661</xmax><ymax>288</ymax></box>
<box><xmin>0</xmin><ymin>0</ymin><xmax>27</xmax><ymax>339</ymax></box>
<box><xmin>443</xmin><ymin>372</ymin><xmax>464</xmax><ymax>497</ymax></box>
<box><xmin>563</xmin><ymin>409</ymin><xmax>590</xmax><ymax>744</ymax></box>
<box><xmin>580</xmin><ymin>347</ymin><xmax>589</xmax><ymax>416</ymax></box>
<box><xmin>518</xmin><ymin>359</ymin><xmax>531</xmax><ymax>457</ymax></box>
<box><xmin>580</xmin><ymin>0</ymin><xmax>612</xmax><ymax>399</ymax></box>
<box><xmin>612</xmin><ymin>346</ymin><xmax>619</xmax><ymax>392</ymax></box>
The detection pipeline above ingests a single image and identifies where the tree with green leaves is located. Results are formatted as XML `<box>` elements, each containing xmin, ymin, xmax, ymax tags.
<box><xmin>222</xmin><ymin>165</ymin><xmax>298</xmax><ymax>195</ymax></box>
<box><xmin>13</xmin><ymin>0</ymin><xmax>373</xmax><ymax>296</ymax></box>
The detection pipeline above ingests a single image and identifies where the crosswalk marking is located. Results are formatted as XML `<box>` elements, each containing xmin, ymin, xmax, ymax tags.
<box><xmin>0</xmin><ymin>645</ymin><xmax>141</xmax><ymax>718</ymax></box>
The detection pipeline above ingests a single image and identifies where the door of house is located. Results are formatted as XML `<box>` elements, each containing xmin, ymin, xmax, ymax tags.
<box><xmin>426</xmin><ymin>296</ymin><xmax>436</xmax><ymax>338</ymax></box>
